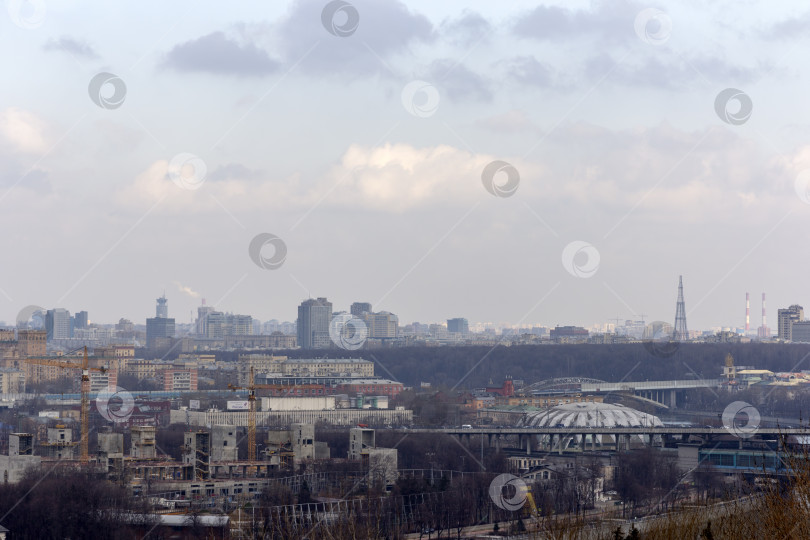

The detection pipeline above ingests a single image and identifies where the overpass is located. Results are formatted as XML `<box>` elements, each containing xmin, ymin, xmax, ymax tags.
<box><xmin>395</xmin><ymin>426</ymin><xmax>808</xmax><ymax>455</ymax></box>
<box><xmin>530</xmin><ymin>379</ymin><xmax>723</xmax><ymax>408</ymax></box>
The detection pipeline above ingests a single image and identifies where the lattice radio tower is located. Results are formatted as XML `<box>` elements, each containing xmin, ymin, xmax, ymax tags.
<box><xmin>673</xmin><ymin>275</ymin><xmax>688</xmax><ymax>340</ymax></box>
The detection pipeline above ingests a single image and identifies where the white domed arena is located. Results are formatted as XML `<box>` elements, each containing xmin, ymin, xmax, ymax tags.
<box><xmin>518</xmin><ymin>402</ymin><xmax>663</xmax><ymax>451</ymax></box>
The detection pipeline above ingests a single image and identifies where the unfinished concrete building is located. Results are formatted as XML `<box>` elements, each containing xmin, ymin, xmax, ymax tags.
<box><xmin>349</xmin><ymin>428</ymin><xmax>397</xmax><ymax>485</ymax></box>
<box><xmin>183</xmin><ymin>431</ymin><xmax>211</xmax><ymax>480</ymax></box>
<box><xmin>42</xmin><ymin>426</ymin><xmax>76</xmax><ymax>460</ymax></box>
<box><xmin>266</xmin><ymin>423</ymin><xmax>329</xmax><ymax>469</ymax></box>
<box><xmin>97</xmin><ymin>431</ymin><xmax>124</xmax><ymax>476</ymax></box>
<box><xmin>130</xmin><ymin>426</ymin><xmax>156</xmax><ymax>459</ymax></box>
<box><xmin>211</xmin><ymin>425</ymin><xmax>237</xmax><ymax>462</ymax></box>
<box><xmin>0</xmin><ymin>433</ymin><xmax>40</xmax><ymax>483</ymax></box>
<box><xmin>349</xmin><ymin>428</ymin><xmax>375</xmax><ymax>460</ymax></box>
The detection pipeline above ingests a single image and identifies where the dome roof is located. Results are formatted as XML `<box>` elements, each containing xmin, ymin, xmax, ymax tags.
<box><xmin>519</xmin><ymin>402</ymin><xmax>662</xmax><ymax>429</ymax></box>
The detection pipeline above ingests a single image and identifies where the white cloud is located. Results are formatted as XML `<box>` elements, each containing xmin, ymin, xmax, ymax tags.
<box><xmin>173</xmin><ymin>281</ymin><xmax>200</xmax><ymax>298</ymax></box>
<box><xmin>0</xmin><ymin>108</ymin><xmax>49</xmax><ymax>154</ymax></box>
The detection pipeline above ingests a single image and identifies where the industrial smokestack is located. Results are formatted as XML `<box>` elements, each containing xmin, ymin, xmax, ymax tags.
<box><xmin>745</xmin><ymin>292</ymin><xmax>750</xmax><ymax>332</ymax></box>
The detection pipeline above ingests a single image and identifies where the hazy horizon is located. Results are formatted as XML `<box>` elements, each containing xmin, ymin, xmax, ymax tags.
<box><xmin>3</xmin><ymin>1</ymin><xmax>810</xmax><ymax>331</ymax></box>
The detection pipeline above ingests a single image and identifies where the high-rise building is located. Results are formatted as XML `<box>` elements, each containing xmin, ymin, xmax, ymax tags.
<box><xmin>45</xmin><ymin>308</ymin><xmax>71</xmax><ymax>340</ymax></box>
<box><xmin>73</xmin><ymin>311</ymin><xmax>88</xmax><ymax>330</ymax></box>
<box><xmin>351</xmin><ymin>302</ymin><xmax>372</xmax><ymax>318</ymax></box>
<box><xmin>790</xmin><ymin>321</ymin><xmax>810</xmax><ymax>343</ymax></box>
<box><xmin>297</xmin><ymin>297</ymin><xmax>332</xmax><ymax>349</ymax></box>
<box><xmin>447</xmin><ymin>318</ymin><xmax>469</xmax><ymax>335</ymax></box>
<box><xmin>146</xmin><ymin>295</ymin><xmax>174</xmax><ymax>350</ymax></box>
<box><xmin>778</xmin><ymin>304</ymin><xmax>804</xmax><ymax>341</ymax></box>
<box><xmin>196</xmin><ymin>299</ymin><xmax>214</xmax><ymax>336</ymax></box>
<box><xmin>368</xmin><ymin>311</ymin><xmax>398</xmax><ymax>338</ymax></box>
<box><xmin>146</xmin><ymin>317</ymin><xmax>175</xmax><ymax>349</ymax></box>
<box><xmin>156</xmin><ymin>294</ymin><xmax>168</xmax><ymax>318</ymax></box>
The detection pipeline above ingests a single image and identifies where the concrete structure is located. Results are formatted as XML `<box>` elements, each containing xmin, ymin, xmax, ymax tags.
<box><xmin>349</xmin><ymin>428</ymin><xmax>397</xmax><ymax>484</ymax></box>
<box><xmin>42</xmin><ymin>425</ymin><xmax>76</xmax><ymax>459</ymax></box>
<box><xmin>0</xmin><ymin>433</ymin><xmax>40</xmax><ymax>483</ymax></box>
<box><xmin>211</xmin><ymin>425</ymin><xmax>237</xmax><ymax>462</ymax></box>
<box><xmin>778</xmin><ymin>304</ymin><xmax>804</xmax><ymax>341</ymax></box>
<box><xmin>297</xmin><ymin>297</ymin><xmax>332</xmax><ymax>349</ymax></box>
<box><xmin>131</xmin><ymin>426</ymin><xmax>157</xmax><ymax>459</ymax></box>
<box><xmin>261</xmin><ymin>396</ymin><xmax>336</xmax><ymax>411</ymax></box>
<box><xmin>349</xmin><ymin>428</ymin><xmax>375</xmax><ymax>459</ymax></box>
<box><xmin>171</xmin><ymin>407</ymin><xmax>413</xmax><ymax>428</ymax></box>
<box><xmin>265</xmin><ymin>423</ymin><xmax>329</xmax><ymax>468</ymax></box>
<box><xmin>183</xmin><ymin>431</ymin><xmax>211</xmax><ymax>480</ymax></box>
<box><xmin>97</xmin><ymin>431</ymin><xmax>124</xmax><ymax>475</ymax></box>
<box><xmin>367</xmin><ymin>448</ymin><xmax>398</xmax><ymax>485</ymax></box>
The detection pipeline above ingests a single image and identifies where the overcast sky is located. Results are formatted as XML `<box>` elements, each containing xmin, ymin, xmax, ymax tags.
<box><xmin>2</xmin><ymin>0</ymin><xmax>810</xmax><ymax>331</ymax></box>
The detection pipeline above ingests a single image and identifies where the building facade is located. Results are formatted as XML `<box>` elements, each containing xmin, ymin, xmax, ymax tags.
<box><xmin>778</xmin><ymin>305</ymin><xmax>804</xmax><ymax>341</ymax></box>
<box><xmin>297</xmin><ymin>298</ymin><xmax>332</xmax><ymax>349</ymax></box>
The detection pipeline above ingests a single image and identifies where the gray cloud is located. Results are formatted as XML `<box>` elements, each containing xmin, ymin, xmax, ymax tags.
<box><xmin>208</xmin><ymin>163</ymin><xmax>264</xmax><ymax>182</ymax></box>
<box><xmin>425</xmin><ymin>59</ymin><xmax>491</xmax><ymax>101</ymax></box>
<box><xmin>583</xmin><ymin>53</ymin><xmax>768</xmax><ymax>90</ymax></box>
<box><xmin>43</xmin><ymin>36</ymin><xmax>99</xmax><ymax>59</ymax></box>
<box><xmin>441</xmin><ymin>10</ymin><xmax>492</xmax><ymax>46</ymax></box>
<box><xmin>512</xmin><ymin>1</ymin><xmax>639</xmax><ymax>44</ymax></box>
<box><xmin>163</xmin><ymin>32</ymin><xmax>279</xmax><ymax>76</ymax></box>
<box><xmin>761</xmin><ymin>12</ymin><xmax>810</xmax><ymax>40</ymax></box>
<box><xmin>507</xmin><ymin>55</ymin><xmax>555</xmax><ymax>87</ymax></box>
<box><xmin>278</xmin><ymin>0</ymin><xmax>434</xmax><ymax>77</ymax></box>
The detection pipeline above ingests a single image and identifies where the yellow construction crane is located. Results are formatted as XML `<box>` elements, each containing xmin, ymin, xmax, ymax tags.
<box><xmin>25</xmin><ymin>346</ymin><xmax>106</xmax><ymax>464</ymax></box>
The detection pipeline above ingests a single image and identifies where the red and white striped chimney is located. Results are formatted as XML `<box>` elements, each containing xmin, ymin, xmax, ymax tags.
<box><xmin>745</xmin><ymin>292</ymin><xmax>750</xmax><ymax>331</ymax></box>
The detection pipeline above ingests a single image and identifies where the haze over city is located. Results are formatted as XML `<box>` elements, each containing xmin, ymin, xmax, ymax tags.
<box><xmin>7</xmin><ymin>2</ymin><xmax>810</xmax><ymax>539</ymax></box>
<box><xmin>3</xmin><ymin>1</ymin><xmax>810</xmax><ymax>330</ymax></box>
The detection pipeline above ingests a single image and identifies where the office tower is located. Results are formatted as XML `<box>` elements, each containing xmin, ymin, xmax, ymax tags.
<box><xmin>297</xmin><ymin>297</ymin><xmax>333</xmax><ymax>349</ymax></box>
<box><xmin>146</xmin><ymin>294</ymin><xmax>175</xmax><ymax>349</ymax></box>
<box><xmin>777</xmin><ymin>304</ymin><xmax>804</xmax><ymax>341</ymax></box>
<box><xmin>673</xmin><ymin>276</ymin><xmax>688</xmax><ymax>341</ymax></box>
<box><xmin>368</xmin><ymin>311</ymin><xmax>399</xmax><ymax>338</ymax></box>
<box><xmin>45</xmin><ymin>308</ymin><xmax>71</xmax><ymax>340</ymax></box>
<box><xmin>350</xmin><ymin>302</ymin><xmax>372</xmax><ymax>318</ymax></box>
<box><xmin>447</xmin><ymin>318</ymin><xmax>469</xmax><ymax>335</ymax></box>
<box><xmin>196</xmin><ymin>299</ymin><xmax>214</xmax><ymax>336</ymax></box>
<box><xmin>73</xmin><ymin>311</ymin><xmax>88</xmax><ymax>330</ymax></box>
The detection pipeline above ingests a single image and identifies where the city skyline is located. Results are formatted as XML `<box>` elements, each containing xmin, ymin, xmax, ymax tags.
<box><xmin>4</xmin><ymin>282</ymin><xmax>794</xmax><ymax>336</ymax></box>
<box><xmin>3</xmin><ymin>2</ymin><xmax>810</xmax><ymax>332</ymax></box>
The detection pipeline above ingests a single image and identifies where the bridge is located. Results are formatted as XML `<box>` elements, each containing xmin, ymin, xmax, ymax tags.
<box><xmin>527</xmin><ymin>378</ymin><xmax>722</xmax><ymax>408</ymax></box>
<box><xmin>395</xmin><ymin>426</ymin><xmax>808</xmax><ymax>455</ymax></box>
